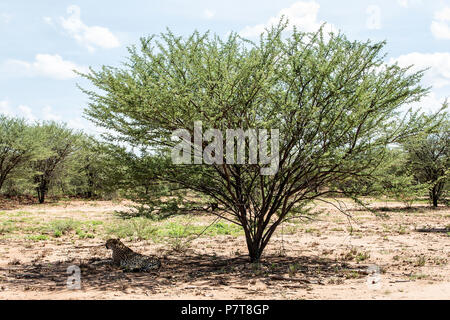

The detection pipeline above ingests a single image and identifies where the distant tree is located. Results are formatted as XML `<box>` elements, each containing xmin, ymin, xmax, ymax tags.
<box><xmin>32</xmin><ymin>122</ymin><xmax>81</xmax><ymax>203</ymax></box>
<box><xmin>373</xmin><ymin>148</ymin><xmax>427</xmax><ymax>208</ymax></box>
<box><xmin>0</xmin><ymin>116</ymin><xmax>45</xmax><ymax>192</ymax></box>
<box><xmin>403</xmin><ymin>116</ymin><xmax>449</xmax><ymax>207</ymax></box>
<box><xmin>66</xmin><ymin>136</ymin><xmax>112</xmax><ymax>199</ymax></box>
<box><xmin>81</xmin><ymin>23</ymin><xmax>433</xmax><ymax>261</ymax></box>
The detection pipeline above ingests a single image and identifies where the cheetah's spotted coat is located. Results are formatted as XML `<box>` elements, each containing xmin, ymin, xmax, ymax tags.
<box><xmin>105</xmin><ymin>239</ymin><xmax>161</xmax><ymax>272</ymax></box>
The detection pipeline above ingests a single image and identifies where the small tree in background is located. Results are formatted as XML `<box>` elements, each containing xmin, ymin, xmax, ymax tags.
<box><xmin>0</xmin><ymin>116</ymin><xmax>45</xmax><ymax>192</ymax></box>
<box><xmin>403</xmin><ymin>116</ymin><xmax>449</xmax><ymax>207</ymax></box>
<box><xmin>81</xmin><ymin>22</ymin><xmax>435</xmax><ymax>261</ymax></box>
<box><xmin>32</xmin><ymin>122</ymin><xmax>81</xmax><ymax>204</ymax></box>
<box><xmin>373</xmin><ymin>148</ymin><xmax>428</xmax><ymax>208</ymax></box>
<box><xmin>67</xmin><ymin>136</ymin><xmax>112</xmax><ymax>199</ymax></box>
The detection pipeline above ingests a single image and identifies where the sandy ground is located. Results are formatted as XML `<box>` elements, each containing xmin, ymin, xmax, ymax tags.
<box><xmin>0</xmin><ymin>199</ymin><xmax>448</xmax><ymax>300</ymax></box>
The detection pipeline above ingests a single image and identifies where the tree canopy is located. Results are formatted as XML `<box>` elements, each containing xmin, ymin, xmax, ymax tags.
<box><xmin>79</xmin><ymin>22</ymin><xmax>437</xmax><ymax>261</ymax></box>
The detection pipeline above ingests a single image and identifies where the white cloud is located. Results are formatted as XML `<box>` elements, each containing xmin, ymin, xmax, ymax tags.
<box><xmin>42</xmin><ymin>106</ymin><xmax>61</xmax><ymax>121</ymax></box>
<box><xmin>389</xmin><ymin>52</ymin><xmax>450</xmax><ymax>89</ymax></box>
<box><xmin>406</xmin><ymin>91</ymin><xmax>447</xmax><ymax>113</ymax></box>
<box><xmin>0</xmin><ymin>13</ymin><xmax>12</xmax><ymax>24</ymax></box>
<box><xmin>0</xmin><ymin>101</ymin><xmax>96</xmax><ymax>130</ymax></box>
<box><xmin>2</xmin><ymin>54</ymin><xmax>88</xmax><ymax>80</ymax></box>
<box><xmin>67</xmin><ymin>117</ymin><xmax>99</xmax><ymax>135</ymax></box>
<box><xmin>431</xmin><ymin>7</ymin><xmax>450</xmax><ymax>39</ymax></box>
<box><xmin>43</xmin><ymin>16</ymin><xmax>54</xmax><ymax>26</ymax></box>
<box><xmin>0</xmin><ymin>100</ymin><xmax>12</xmax><ymax>116</ymax></box>
<box><xmin>60</xmin><ymin>5</ymin><xmax>120</xmax><ymax>51</ymax></box>
<box><xmin>397</xmin><ymin>0</ymin><xmax>423</xmax><ymax>8</ymax></box>
<box><xmin>239</xmin><ymin>1</ymin><xmax>335</xmax><ymax>38</ymax></box>
<box><xmin>366</xmin><ymin>5</ymin><xmax>381</xmax><ymax>30</ymax></box>
<box><xmin>0</xmin><ymin>102</ymin><xmax>94</xmax><ymax>131</ymax></box>
<box><xmin>204</xmin><ymin>9</ymin><xmax>215</xmax><ymax>20</ymax></box>
<box><xmin>389</xmin><ymin>52</ymin><xmax>450</xmax><ymax>113</ymax></box>
<box><xmin>0</xmin><ymin>101</ymin><xmax>37</xmax><ymax>121</ymax></box>
<box><xmin>18</xmin><ymin>105</ymin><xmax>36</xmax><ymax>121</ymax></box>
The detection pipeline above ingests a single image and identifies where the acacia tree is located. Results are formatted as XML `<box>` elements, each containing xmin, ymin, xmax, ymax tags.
<box><xmin>81</xmin><ymin>23</ymin><xmax>432</xmax><ymax>261</ymax></box>
<box><xmin>371</xmin><ymin>148</ymin><xmax>428</xmax><ymax>208</ymax></box>
<box><xmin>32</xmin><ymin>122</ymin><xmax>81</xmax><ymax>204</ymax></box>
<box><xmin>403</xmin><ymin>117</ymin><xmax>449</xmax><ymax>207</ymax></box>
<box><xmin>0</xmin><ymin>116</ymin><xmax>45</xmax><ymax>192</ymax></box>
<box><xmin>67</xmin><ymin>136</ymin><xmax>112</xmax><ymax>199</ymax></box>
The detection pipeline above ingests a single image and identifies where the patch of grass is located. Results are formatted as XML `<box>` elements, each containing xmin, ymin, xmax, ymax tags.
<box><xmin>27</xmin><ymin>234</ymin><xmax>49</xmax><ymax>241</ymax></box>
<box><xmin>342</xmin><ymin>248</ymin><xmax>358</xmax><ymax>261</ymax></box>
<box><xmin>14</xmin><ymin>211</ymin><xmax>32</xmax><ymax>216</ymax></box>
<box><xmin>288</xmin><ymin>263</ymin><xmax>301</xmax><ymax>277</ymax></box>
<box><xmin>430</xmin><ymin>257</ymin><xmax>448</xmax><ymax>266</ymax></box>
<box><xmin>167</xmin><ymin>236</ymin><xmax>192</xmax><ymax>253</ymax></box>
<box><xmin>72</xmin><ymin>220</ymin><xmax>104</xmax><ymax>239</ymax></box>
<box><xmin>415</xmin><ymin>255</ymin><xmax>426</xmax><ymax>267</ymax></box>
<box><xmin>157</xmin><ymin>221</ymin><xmax>242</xmax><ymax>238</ymax></box>
<box><xmin>45</xmin><ymin>219</ymin><xmax>80</xmax><ymax>237</ymax></box>
<box><xmin>342</xmin><ymin>247</ymin><xmax>370</xmax><ymax>262</ymax></box>
<box><xmin>107</xmin><ymin>218</ymin><xmax>157</xmax><ymax>240</ymax></box>
<box><xmin>76</xmin><ymin>229</ymin><xmax>95</xmax><ymax>239</ymax></box>
<box><xmin>398</xmin><ymin>225</ymin><xmax>408</xmax><ymax>235</ymax></box>
<box><xmin>34</xmin><ymin>219</ymin><xmax>102</xmax><ymax>239</ymax></box>
<box><xmin>409</xmin><ymin>273</ymin><xmax>429</xmax><ymax>280</ymax></box>
<box><xmin>280</xmin><ymin>225</ymin><xmax>298</xmax><ymax>235</ymax></box>
<box><xmin>355</xmin><ymin>251</ymin><xmax>371</xmax><ymax>262</ymax></box>
<box><xmin>344</xmin><ymin>271</ymin><xmax>362</xmax><ymax>279</ymax></box>
<box><xmin>86</xmin><ymin>220</ymin><xmax>103</xmax><ymax>226</ymax></box>
<box><xmin>108</xmin><ymin>217</ymin><xmax>243</xmax><ymax>250</ymax></box>
<box><xmin>0</xmin><ymin>221</ymin><xmax>16</xmax><ymax>234</ymax></box>
<box><xmin>203</xmin><ymin>222</ymin><xmax>242</xmax><ymax>236</ymax></box>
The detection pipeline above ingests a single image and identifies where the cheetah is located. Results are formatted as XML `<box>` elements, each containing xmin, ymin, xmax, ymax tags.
<box><xmin>105</xmin><ymin>239</ymin><xmax>161</xmax><ymax>272</ymax></box>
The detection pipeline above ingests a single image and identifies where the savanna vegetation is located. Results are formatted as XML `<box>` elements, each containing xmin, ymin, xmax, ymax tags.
<box><xmin>0</xmin><ymin>22</ymin><xmax>448</xmax><ymax>264</ymax></box>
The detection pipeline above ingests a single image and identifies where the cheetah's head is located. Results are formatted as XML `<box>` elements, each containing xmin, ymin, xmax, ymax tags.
<box><xmin>105</xmin><ymin>238</ymin><xmax>122</xmax><ymax>249</ymax></box>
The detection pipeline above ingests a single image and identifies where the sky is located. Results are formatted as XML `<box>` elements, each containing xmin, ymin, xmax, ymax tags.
<box><xmin>0</xmin><ymin>0</ymin><xmax>449</xmax><ymax>134</ymax></box>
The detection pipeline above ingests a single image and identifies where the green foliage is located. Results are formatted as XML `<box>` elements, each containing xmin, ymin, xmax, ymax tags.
<box><xmin>0</xmin><ymin>115</ymin><xmax>47</xmax><ymax>192</ymax></box>
<box><xmin>104</xmin><ymin>145</ymin><xmax>195</xmax><ymax>219</ymax></box>
<box><xmin>373</xmin><ymin>148</ymin><xmax>428</xmax><ymax>208</ymax></box>
<box><xmin>0</xmin><ymin>118</ymin><xmax>117</xmax><ymax>203</ymax></box>
<box><xmin>66</xmin><ymin>136</ymin><xmax>112</xmax><ymax>198</ymax></box>
<box><xmin>31</xmin><ymin>121</ymin><xmax>83</xmax><ymax>203</ymax></box>
<box><xmin>106</xmin><ymin>217</ymin><xmax>158</xmax><ymax>240</ymax></box>
<box><xmin>106</xmin><ymin>216</ymin><xmax>242</xmax><ymax>242</ymax></box>
<box><xmin>403</xmin><ymin>116</ymin><xmax>449</xmax><ymax>207</ymax></box>
<box><xmin>45</xmin><ymin>219</ymin><xmax>80</xmax><ymax>237</ymax></box>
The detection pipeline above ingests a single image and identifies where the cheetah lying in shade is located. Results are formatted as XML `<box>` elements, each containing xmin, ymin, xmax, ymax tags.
<box><xmin>105</xmin><ymin>239</ymin><xmax>161</xmax><ymax>272</ymax></box>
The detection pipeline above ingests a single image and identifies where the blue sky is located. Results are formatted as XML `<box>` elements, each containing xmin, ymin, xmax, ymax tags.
<box><xmin>1</xmin><ymin>0</ymin><xmax>449</xmax><ymax>134</ymax></box>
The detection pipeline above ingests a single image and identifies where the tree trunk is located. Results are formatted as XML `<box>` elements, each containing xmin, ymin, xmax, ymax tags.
<box><xmin>38</xmin><ymin>189</ymin><xmax>46</xmax><ymax>204</ymax></box>
<box><xmin>243</xmin><ymin>226</ymin><xmax>268</xmax><ymax>263</ymax></box>
<box><xmin>432</xmin><ymin>193</ymin><xmax>438</xmax><ymax>207</ymax></box>
<box><xmin>0</xmin><ymin>176</ymin><xmax>5</xmax><ymax>192</ymax></box>
<box><xmin>247</xmin><ymin>239</ymin><xmax>264</xmax><ymax>263</ymax></box>
<box><xmin>431</xmin><ymin>186</ymin><xmax>439</xmax><ymax>208</ymax></box>
<box><xmin>241</xmin><ymin>207</ymin><xmax>284</xmax><ymax>263</ymax></box>
<box><xmin>37</xmin><ymin>181</ymin><xmax>48</xmax><ymax>204</ymax></box>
